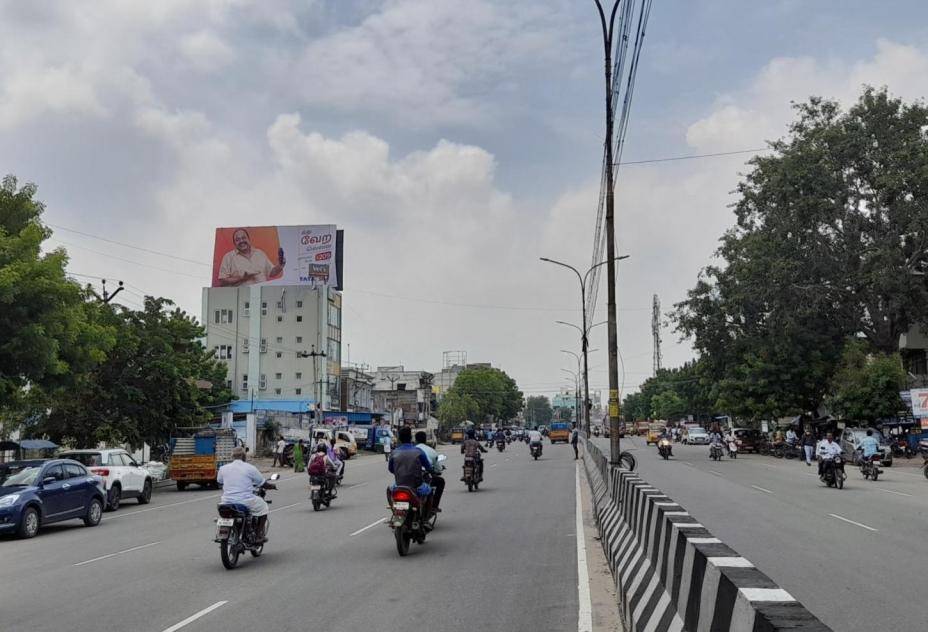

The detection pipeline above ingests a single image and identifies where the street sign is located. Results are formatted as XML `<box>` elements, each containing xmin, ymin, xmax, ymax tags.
<box><xmin>909</xmin><ymin>388</ymin><xmax>928</xmax><ymax>417</ymax></box>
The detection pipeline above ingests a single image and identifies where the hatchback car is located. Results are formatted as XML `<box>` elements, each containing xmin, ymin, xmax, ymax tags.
<box><xmin>0</xmin><ymin>459</ymin><xmax>105</xmax><ymax>538</ymax></box>
<box><xmin>58</xmin><ymin>449</ymin><xmax>153</xmax><ymax>510</ymax></box>
<box><xmin>731</xmin><ymin>428</ymin><xmax>759</xmax><ymax>453</ymax></box>
<box><xmin>839</xmin><ymin>428</ymin><xmax>893</xmax><ymax>467</ymax></box>
<box><xmin>685</xmin><ymin>427</ymin><xmax>710</xmax><ymax>445</ymax></box>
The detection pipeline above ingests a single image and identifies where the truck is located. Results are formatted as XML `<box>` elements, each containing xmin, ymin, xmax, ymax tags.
<box><xmin>168</xmin><ymin>428</ymin><xmax>237</xmax><ymax>491</ymax></box>
<box><xmin>548</xmin><ymin>422</ymin><xmax>571</xmax><ymax>444</ymax></box>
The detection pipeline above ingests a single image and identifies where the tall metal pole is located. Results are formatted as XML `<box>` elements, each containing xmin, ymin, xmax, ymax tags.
<box><xmin>595</xmin><ymin>0</ymin><xmax>622</xmax><ymax>465</ymax></box>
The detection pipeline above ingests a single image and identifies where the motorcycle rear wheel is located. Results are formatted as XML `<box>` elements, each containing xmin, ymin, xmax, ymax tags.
<box><xmin>220</xmin><ymin>541</ymin><xmax>240</xmax><ymax>569</ymax></box>
<box><xmin>395</xmin><ymin>528</ymin><xmax>411</xmax><ymax>556</ymax></box>
<box><xmin>871</xmin><ymin>471</ymin><xmax>879</xmax><ymax>482</ymax></box>
<box><xmin>312</xmin><ymin>500</ymin><xmax>321</xmax><ymax>511</ymax></box>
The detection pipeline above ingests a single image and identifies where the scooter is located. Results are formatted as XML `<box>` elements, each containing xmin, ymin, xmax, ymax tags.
<box><xmin>725</xmin><ymin>438</ymin><xmax>739</xmax><ymax>459</ymax></box>
<box><xmin>657</xmin><ymin>438</ymin><xmax>672</xmax><ymax>460</ymax></box>
<box><xmin>214</xmin><ymin>473</ymin><xmax>280</xmax><ymax>570</ymax></box>
<box><xmin>530</xmin><ymin>442</ymin><xmax>543</xmax><ymax>460</ymax></box>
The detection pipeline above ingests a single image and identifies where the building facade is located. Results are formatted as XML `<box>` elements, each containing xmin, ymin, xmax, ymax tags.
<box><xmin>340</xmin><ymin>367</ymin><xmax>374</xmax><ymax>412</ymax></box>
<box><xmin>432</xmin><ymin>362</ymin><xmax>491</xmax><ymax>400</ymax></box>
<box><xmin>372</xmin><ymin>366</ymin><xmax>433</xmax><ymax>425</ymax></box>
<box><xmin>202</xmin><ymin>284</ymin><xmax>342</xmax><ymax>410</ymax></box>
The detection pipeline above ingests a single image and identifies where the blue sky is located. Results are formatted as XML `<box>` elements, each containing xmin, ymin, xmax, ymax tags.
<box><xmin>2</xmin><ymin>0</ymin><xmax>928</xmax><ymax>399</ymax></box>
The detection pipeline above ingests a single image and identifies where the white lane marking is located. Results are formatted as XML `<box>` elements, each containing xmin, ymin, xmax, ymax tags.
<box><xmin>350</xmin><ymin>518</ymin><xmax>387</xmax><ymax>537</ymax></box>
<box><xmin>709</xmin><ymin>470</ymin><xmax>723</xmax><ymax>476</ymax></box>
<box><xmin>161</xmin><ymin>601</ymin><xmax>228</xmax><ymax>632</ymax></box>
<box><xmin>73</xmin><ymin>541</ymin><xmax>161</xmax><ymax>566</ymax></box>
<box><xmin>269</xmin><ymin>502</ymin><xmax>302</xmax><ymax>514</ymax></box>
<box><xmin>575</xmin><ymin>462</ymin><xmax>593</xmax><ymax>632</ymax></box>
<box><xmin>751</xmin><ymin>485</ymin><xmax>774</xmax><ymax>494</ymax></box>
<box><xmin>828</xmin><ymin>513</ymin><xmax>878</xmax><ymax>532</ymax></box>
<box><xmin>105</xmin><ymin>495</ymin><xmax>220</xmax><ymax>519</ymax></box>
<box><xmin>876</xmin><ymin>487</ymin><xmax>912</xmax><ymax>497</ymax></box>
<box><xmin>343</xmin><ymin>481</ymin><xmax>369</xmax><ymax>489</ymax></box>
<box><xmin>490</xmin><ymin>464</ymin><xmax>499</xmax><ymax>468</ymax></box>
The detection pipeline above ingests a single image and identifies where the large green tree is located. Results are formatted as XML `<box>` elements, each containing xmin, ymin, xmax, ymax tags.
<box><xmin>446</xmin><ymin>366</ymin><xmax>523</xmax><ymax>423</ymax></box>
<box><xmin>675</xmin><ymin>88</ymin><xmax>928</xmax><ymax>418</ymax></box>
<box><xmin>825</xmin><ymin>339</ymin><xmax>906</xmax><ymax>421</ymax></box>
<box><xmin>524</xmin><ymin>395</ymin><xmax>553</xmax><ymax>425</ymax></box>
<box><xmin>0</xmin><ymin>175</ymin><xmax>115</xmax><ymax>436</ymax></box>
<box><xmin>436</xmin><ymin>390</ymin><xmax>480</xmax><ymax>431</ymax></box>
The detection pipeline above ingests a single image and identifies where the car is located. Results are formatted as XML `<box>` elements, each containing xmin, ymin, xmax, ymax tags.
<box><xmin>839</xmin><ymin>427</ymin><xmax>893</xmax><ymax>467</ymax></box>
<box><xmin>309</xmin><ymin>428</ymin><xmax>359</xmax><ymax>459</ymax></box>
<box><xmin>0</xmin><ymin>459</ymin><xmax>106</xmax><ymax>539</ymax></box>
<box><xmin>57</xmin><ymin>449</ymin><xmax>153</xmax><ymax>511</ymax></box>
<box><xmin>731</xmin><ymin>428</ymin><xmax>759</xmax><ymax>453</ymax></box>
<box><xmin>685</xmin><ymin>427</ymin><xmax>710</xmax><ymax>445</ymax></box>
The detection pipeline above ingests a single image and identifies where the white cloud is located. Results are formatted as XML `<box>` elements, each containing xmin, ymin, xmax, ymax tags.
<box><xmin>179</xmin><ymin>30</ymin><xmax>236</xmax><ymax>72</ymax></box>
<box><xmin>0</xmin><ymin>65</ymin><xmax>106</xmax><ymax>130</ymax></box>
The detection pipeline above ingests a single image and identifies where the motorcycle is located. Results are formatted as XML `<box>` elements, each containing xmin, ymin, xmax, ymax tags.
<box><xmin>657</xmin><ymin>438</ymin><xmax>672</xmax><ymax>460</ymax></box>
<box><xmin>725</xmin><ymin>438</ymin><xmax>739</xmax><ymax>459</ymax></box>
<box><xmin>709</xmin><ymin>443</ymin><xmax>724</xmax><ymax>461</ymax></box>
<box><xmin>214</xmin><ymin>473</ymin><xmax>280</xmax><ymax>570</ymax></box>
<box><xmin>387</xmin><ymin>455</ymin><xmax>445</xmax><ymax>556</ymax></box>
<box><xmin>496</xmin><ymin>439</ymin><xmax>506</xmax><ymax>452</ymax></box>
<box><xmin>858</xmin><ymin>452</ymin><xmax>882</xmax><ymax>481</ymax></box>
<box><xmin>773</xmin><ymin>442</ymin><xmax>801</xmax><ymax>460</ymax></box>
<box><xmin>530</xmin><ymin>442</ymin><xmax>543</xmax><ymax>460</ymax></box>
<box><xmin>463</xmin><ymin>456</ymin><xmax>482</xmax><ymax>492</ymax></box>
<box><xmin>820</xmin><ymin>457</ymin><xmax>846</xmax><ymax>489</ymax></box>
<box><xmin>309</xmin><ymin>474</ymin><xmax>336</xmax><ymax>511</ymax></box>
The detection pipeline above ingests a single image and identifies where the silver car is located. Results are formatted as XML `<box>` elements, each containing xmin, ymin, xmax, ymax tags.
<box><xmin>839</xmin><ymin>428</ymin><xmax>893</xmax><ymax>467</ymax></box>
<box><xmin>686</xmin><ymin>427</ymin><xmax>710</xmax><ymax>445</ymax></box>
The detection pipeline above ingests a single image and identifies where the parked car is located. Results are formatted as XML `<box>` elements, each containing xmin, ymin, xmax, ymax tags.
<box><xmin>731</xmin><ymin>428</ymin><xmax>759</xmax><ymax>453</ymax></box>
<box><xmin>685</xmin><ymin>427</ymin><xmax>710</xmax><ymax>445</ymax></box>
<box><xmin>0</xmin><ymin>459</ymin><xmax>105</xmax><ymax>539</ymax></box>
<box><xmin>57</xmin><ymin>449</ymin><xmax>153</xmax><ymax>510</ymax></box>
<box><xmin>839</xmin><ymin>428</ymin><xmax>893</xmax><ymax>467</ymax></box>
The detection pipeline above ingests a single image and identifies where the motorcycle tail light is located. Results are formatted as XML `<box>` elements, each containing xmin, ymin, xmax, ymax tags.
<box><xmin>91</xmin><ymin>468</ymin><xmax>110</xmax><ymax>477</ymax></box>
<box><xmin>392</xmin><ymin>489</ymin><xmax>413</xmax><ymax>503</ymax></box>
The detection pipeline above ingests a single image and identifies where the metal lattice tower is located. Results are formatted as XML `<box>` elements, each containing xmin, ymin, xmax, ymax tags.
<box><xmin>652</xmin><ymin>294</ymin><xmax>662</xmax><ymax>375</ymax></box>
<box><xmin>443</xmin><ymin>350</ymin><xmax>467</xmax><ymax>369</ymax></box>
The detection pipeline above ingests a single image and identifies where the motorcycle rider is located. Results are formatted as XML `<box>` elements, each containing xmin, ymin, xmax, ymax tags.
<box><xmin>326</xmin><ymin>438</ymin><xmax>345</xmax><ymax>481</ymax></box>
<box><xmin>708</xmin><ymin>428</ymin><xmax>724</xmax><ymax>457</ymax></box>
<box><xmin>859</xmin><ymin>429</ymin><xmax>881</xmax><ymax>465</ymax></box>
<box><xmin>388</xmin><ymin>426</ymin><xmax>435</xmax><ymax>514</ymax></box>
<box><xmin>528</xmin><ymin>426</ymin><xmax>544</xmax><ymax>455</ymax></box>
<box><xmin>461</xmin><ymin>428</ymin><xmax>488</xmax><ymax>481</ymax></box>
<box><xmin>415</xmin><ymin>430</ymin><xmax>445</xmax><ymax>512</ymax></box>
<box><xmin>786</xmin><ymin>427</ymin><xmax>798</xmax><ymax>447</ymax></box>
<box><xmin>816</xmin><ymin>432</ymin><xmax>843</xmax><ymax>477</ymax></box>
<box><xmin>307</xmin><ymin>443</ymin><xmax>339</xmax><ymax>494</ymax></box>
<box><xmin>217</xmin><ymin>446</ymin><xmax>274</xmax><ymax>543</ymax></box>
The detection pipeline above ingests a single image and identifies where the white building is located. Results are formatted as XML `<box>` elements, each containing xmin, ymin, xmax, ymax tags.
<box><xmin>202</xmin><ymin>284</ymin><xmax>342</xmax><ymax>411</ymax></box>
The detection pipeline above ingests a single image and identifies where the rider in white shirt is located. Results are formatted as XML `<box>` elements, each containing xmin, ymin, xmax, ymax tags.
<box><xmin>816</xmin><ymin>433</ymin><xmax>842</xmax><ymax>476</ymax></box>
<box><xmin>527</xmin><ymin>428</ymin><xmax>544</xmax><ymax>445</ymax></box>
<box><xmin>217</xmin><ymin>447</ymin><xmax>271</xmax><ymax>541</ymax></box>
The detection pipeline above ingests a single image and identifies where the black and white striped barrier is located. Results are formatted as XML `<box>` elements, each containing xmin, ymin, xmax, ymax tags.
<box><xmin>583</xmin><ymin>441</ymin><xmax>831</xmax><ymax>632</ymax></box>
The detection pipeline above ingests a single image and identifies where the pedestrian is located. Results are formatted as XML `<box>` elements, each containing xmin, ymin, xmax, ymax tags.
<box><xmin>801</xmin><ymin>429</ymin><xmax>815</xmax><ymax>466</ymax></box>
<box><xmin>382</xmin><ymin>429</ymin><xmax>392</xmax><ymax>462</ymax></box>
<box><xmin>570</xmin><ymin>423</ymin><xmax>580</xmax><ymax>460</ymax></box>
<box><xmin>273</xmin><ymin>435</ymin><xmax>286</xmax><ymax>467</ymax></box>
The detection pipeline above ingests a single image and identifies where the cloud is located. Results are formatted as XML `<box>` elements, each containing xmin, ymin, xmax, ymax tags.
<box><xmin>179</xmin><ymin>30</ymin><xmax>236</xmax><ymax>72</ymax></box>
<box><xmin>0</xmin><ymin>65</ymin><xmax>106</xmax><ymax>129</ymax></box>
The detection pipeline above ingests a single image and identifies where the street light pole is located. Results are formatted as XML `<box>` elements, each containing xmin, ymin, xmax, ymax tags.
<box><xmin>561</xmin><ymin>350</ymin><xmax>582</xmax><ymax>424</ymax></box>
<box><xmin>595</xmin><ymin>0</ymin><xmax>622</xmax><ymax>465</ymax></box>
<box><xmin>541</xmin><ymin>256</ymin><xmax>628</xmax><ymax>439</ymax></box>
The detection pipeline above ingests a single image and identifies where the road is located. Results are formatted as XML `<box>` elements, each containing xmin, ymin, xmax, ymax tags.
<box><xmin>594</xmin><ymin>435</ymin><xmax>926</xmax><ymax>632</ymax></box>
<box><xmin>1</xmin><ymin>442</ymin><xmax>597</xmax><ymax>632</ymax></box>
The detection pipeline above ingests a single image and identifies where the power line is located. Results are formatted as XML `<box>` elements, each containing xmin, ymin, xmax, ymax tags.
<box><xmin>49</xmin><ymin>223</ymin><xmax>210</xmax><ymax>267</ymax></box>
<box><xmin>49</xmin><ymin>238</ymin><xmax>203</xmax><ymax>280</ymax></box>
<box><xmin>618</xmin><ymin>147</ymin><xmax>768</xmax><ymax>166</ymax></box>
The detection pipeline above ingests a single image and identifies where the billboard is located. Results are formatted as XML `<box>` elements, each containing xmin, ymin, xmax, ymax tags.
<box><xmin>212</xmin><ymin>225</ymin><xmax>342</xmax><ymax>288</ymax></box>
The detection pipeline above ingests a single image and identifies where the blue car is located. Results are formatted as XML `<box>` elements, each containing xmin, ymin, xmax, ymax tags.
<box><xmin>0</xmin><ymin>459</ymin><xmax>106</xmax><ymax>539</ymax></box>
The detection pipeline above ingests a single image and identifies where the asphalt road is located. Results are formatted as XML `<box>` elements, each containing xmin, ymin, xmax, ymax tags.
<box><xmin>594</xmin><ymin>435</ymin><xmax>927</xmax><ymax>632</ymax></box>
<box><xmin>1</xmin><ymin>442</ymin><xmax>592</xmax><ymax>632</ymax></box>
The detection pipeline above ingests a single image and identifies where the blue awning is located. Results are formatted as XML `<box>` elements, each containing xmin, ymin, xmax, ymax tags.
<box><xmin>17</xmin><ymin>439</ymin><xmax>59</xmax><ymax>450</ymax></box>
<box><xmin>228</xmin><ymin>399</ymin><xmax>316</xmax><ymax>413</ymax></box>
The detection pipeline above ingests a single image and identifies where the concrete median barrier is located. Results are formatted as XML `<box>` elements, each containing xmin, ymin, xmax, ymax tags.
<box><xmin>583</xmin><ymin>441</ymin><xmax>831</xmax><ymax>632</ymax></box>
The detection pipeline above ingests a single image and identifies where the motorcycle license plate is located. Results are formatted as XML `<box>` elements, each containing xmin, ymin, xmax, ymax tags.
<box><xmin>310</xmin><ymin>485</ymin><xmax>322</xmax><ymax>491</ymax></box>
<box><xmin>216</xmin><ymin>518</ymin><xmax>234</xmax><ymax>527</ymax></box>
<box><xmin>393</xmin><ymin>502</ymin><xmax>410</xmax><ymax>511</ymax></box>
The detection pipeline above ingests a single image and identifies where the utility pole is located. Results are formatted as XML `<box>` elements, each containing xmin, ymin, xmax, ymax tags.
<box><xmin>652</xmin><ymin>294</ymin><xmax>662</xmax><ymax>375</ymax></box>
<box><xmin>595</xmin><ymin>0</ymin><xmax>623</xmax><ymax>465</ymax></box>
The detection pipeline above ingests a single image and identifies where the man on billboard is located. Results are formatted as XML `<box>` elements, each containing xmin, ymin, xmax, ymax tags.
<box><xmin>217</xmin><ymin>228</ymin><xmax>285</xmax><ymax>286</ymax></box>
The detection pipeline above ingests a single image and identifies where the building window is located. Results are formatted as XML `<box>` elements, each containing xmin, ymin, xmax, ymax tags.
<box><xmin>215</xmin><ymin>344</ymin><xmax>233</xmax><ymax>360</ymax></box>
<box><xmin>295</xmin><ymin>388</ymin><xmax>302</xmax><ymax>395</ymax></box>
<box><xmin>216</xmin><ymin>309</ymin><xmax>233</xmax><ymax>324</ymax></box>
<box><xmin>243</xmin><ymin>301</ymin><xmax>250</xmax><ymax>317</ymax></box>
<box><xmin>296</xmin><ymin>336</ymin><xmax>302</xmax><ymax>343</ymax></box>
<box><xmin>259</xmin><ymin>374</ymin><xmax>267</xmax><ymax>390</ymax></box>
<box><xmin>260</xmin><ymin>338</ymin><xmax>267</xmax><ymax>353</ymax></box>
<box><xmin>276</xmin><ymin>352</ymin><xmax>282</xmax><ymax>358</ymax></box>
<box><xmin>242</xmin><ymin>374</ymin><xmax>248</xmax><ymax>391</ymax></box>
<box><xmin>296</xmin><ymin>315</ymin><xmax>303</xmax><ymax>322</ymax></box>
<box><xmin>275</xmin><ymin>373</ymin><xmax>282</xmax><ymax>380</ymax></box>
<box><xmin>226</xmin><ymin>380</ymin><xmax>232</xmax><ymax>390</ymax></box>
<box><xmin>295</xmin><ymin>372</ymin><xmax>302</xmax><ymax>380</ymax></box>
<box><xmin>261</xmin><ymin>302</ymin><xmax>268</xmax><ymax>316</ymax></box>
<box><xmin>242</xmin><ymin>338</ymin><xmax>249</xmax><ymax>353</ymax></box>
<box><xmin>296</xmin><ymin>300</ymin><xmax>303</xmax><ymax>308</ymax></box>
<box><xmin>276</xmin><ymin>301</ymin><xmax>283</xmax><ymax>310</ymax></box>
<box><xmin>214</xmin><ymin>310</ymin><xmax>220</xmax><ymax>324</ymax></box>
<box><xmin>277</xmin><ymin>316</ymin><xmax>283</xmax><ymax>323</ymax></box>
<box><xmin>276</xmin><ymin>336</ymin><xmax>283</xmax><ymax>344</ymax></box>
<box><xmin>274</xmin><ymin>388</ymin><xmax>282</xmax><ymax>395</ymax></box>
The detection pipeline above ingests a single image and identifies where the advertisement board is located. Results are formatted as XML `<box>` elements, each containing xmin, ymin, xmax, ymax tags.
<box><xmin>212</xmin><ymin>225</ymin><xmax>341</xmax><ymax>288</ymax></box>
<box><xmin>909</xmin><ymin>388</ymin><xmax>928</xmax><ymax>418</ymax></box>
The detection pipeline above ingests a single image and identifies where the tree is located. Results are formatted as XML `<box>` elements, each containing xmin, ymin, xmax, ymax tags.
<box><xmin>0</xmin><ymin>175</ymin><xmax>115</xmax><ymax>436</ymax></box>
<box><xmin>825</xmin><ymin>339</ymin><xmax>906</xmax><ymax>421</ymax></box>
<box><xmin>651</xmin><ymin>391</ymin><xmax>686</xmax><ymax>420</ymax></box>
<box><xmin>674</xmin><ymin>88</ymin><xmax>928</xmax><ymax>417</ymax></box>
<box><xmin>437</xmin><ymin>391</ymin><xmax>479</xmax><ymax>432</ymax></box>
<box><xmin>622</xmin><ymin>391</ymin><xmax>649</xmax><ymax>422</ymax></box>
<box><xmin>39</xmin><ymin>297</ymin><xmax>232</xmax><ymax>448</ymax></box>
<box><xmin>445</xmin><ymin>366</ymin><xmax>523</xmax><ymax>423</ymax></box>
<box><xmin>524</xmin><ymin>395</ymin><xmax>553</xmax><ymax>425</ymax></box>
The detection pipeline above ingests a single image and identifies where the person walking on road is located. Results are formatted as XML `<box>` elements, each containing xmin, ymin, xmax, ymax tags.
<box><xmin>273</xmin><ymin>436</ymin><xmax>286</xmax><ymax>467</ymax></box>
<box><xmin>570</xmin><ymin>424</ymin><xmax>580</xmax><ymax>460</ymax></box>
<box><xmin>801</xmin><ymin>430</ymin><xmax>815</xmax><ymax>466</ymax></box>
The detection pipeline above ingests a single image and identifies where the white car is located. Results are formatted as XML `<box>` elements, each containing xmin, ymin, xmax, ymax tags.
<box><xmin>57</xmin><ymin>449</ymin><xmax>153</xmax><ymax>511</ymax></box>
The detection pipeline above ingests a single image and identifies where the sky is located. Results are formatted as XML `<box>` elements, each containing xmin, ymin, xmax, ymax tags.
<box><xmin>3</xmin><ymin>0</ymin><xmax>928</xmax><ymax>400</ymax></box>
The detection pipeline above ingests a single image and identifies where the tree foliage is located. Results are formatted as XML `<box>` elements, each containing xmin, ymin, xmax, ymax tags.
<box><xmin>825</xmin><ymin>339</ymin><xmax>906</xmax><ymax>421</ymax></box>
<box><xmin>622</xmin><ymin>361</ymin><xmax>714</xmax><ymax>422</ymax></box>
<box><xmin>437</xmin><ymin>390</ymin><xmax>480</xmax><ymax>431</ymax></box>
<box><xmin>445</xmin><ymin>366</ymin><xmax>523</xmax><ymax>423</ymax></box>
<box><xmin>674</xmin><ymin>88</ymin><xmax>928</xmax><ymax>419</ymax></box>
<box><xmin>524</xmin><ymin>395</ymin><xmax>553</xmax><ymax>425</ymax></box>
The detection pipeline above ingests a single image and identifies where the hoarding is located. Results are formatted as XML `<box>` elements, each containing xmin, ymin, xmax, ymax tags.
<box><xmin>908</xmin><ymin>388</ymin><xmax>928</xmax><ymax>418</ymax></box>
<box><xmin>212</xmin><ymin>225</ymin><xmax>342</xmax><ymax>288</ymax></box>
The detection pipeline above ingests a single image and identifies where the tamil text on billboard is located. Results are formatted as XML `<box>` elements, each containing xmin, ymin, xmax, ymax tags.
<box><xmin>212</xmin><ymin>225</ymin><xmax>340</xmax><ymax>288</ymax></box>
